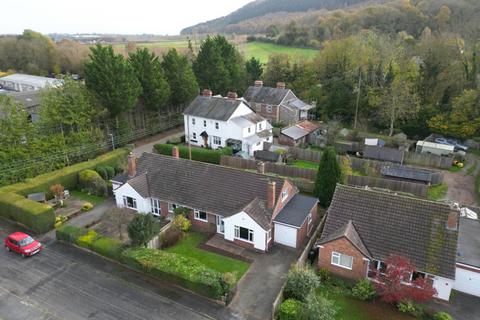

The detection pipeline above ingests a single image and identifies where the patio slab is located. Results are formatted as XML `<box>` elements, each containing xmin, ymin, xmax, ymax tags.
<box><xmin>204</xmin><ymin>234</ymin><xmax>256</xmax><ymax>261</ymax></box>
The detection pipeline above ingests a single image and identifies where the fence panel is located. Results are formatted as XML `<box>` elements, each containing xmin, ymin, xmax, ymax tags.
<box><xmin>289</xmin><ymin>147</ymin><xmax>322</xmax><ymax>163</ymax></box>
<box><xmin>346</xmin><ymin>175</ymin><xmax>428</xmax><ymax>198</ymax></box>
<box><xmin>403</xmin><ymin>152</ymin><xmax>453</xmax><ymax>169</ymax></box>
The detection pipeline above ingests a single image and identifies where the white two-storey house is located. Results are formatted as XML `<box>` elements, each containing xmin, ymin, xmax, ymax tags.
<box><xmin>183</xmin><ymin>90</ymin><xmax>273</xmax><ymax>156</ymax></box>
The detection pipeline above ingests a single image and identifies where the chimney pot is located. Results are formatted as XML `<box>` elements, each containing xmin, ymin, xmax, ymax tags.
<box><xmin>276</xmin><ymin>82</ymin><xmax>286</xmax><ymax>89</ymax></box>
<box><xmin>172</xmin><ymin>146</ymin><xmax>180</xmax><ymax>158</ymax></box>
<box><xmin>267</xmin><ymin>181</ymin><xmax>276</xmax><ymax>209</ymax></box>
<box><xmin>227</xmin><ymin>91</ymin><xmax>238</xmax><ymax>100</ymax></box>
<box><xmin>254</xmin><ymin>80</ymin><xmax>263</xmax><ymax>87</ymax></box>
<box><xmin>202</xmin><ymin>89</ymin><xmax>212</xmax><ymax>97</ymax></box>
<box><xmin>256</xmin><ymin>161</ymin><xmax>265</xmax><ymax>175</ymax></box>
<box><xmin>127</xmin><ymin>152</ymin><xmax>137</xmax><ymax>178</ymax></box>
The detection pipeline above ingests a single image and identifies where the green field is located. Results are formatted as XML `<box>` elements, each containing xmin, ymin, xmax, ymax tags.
<box><xmin>240</xmin><ymin>41</ymin><xmax>319</xmax><ymax>63</ymax></box>
<box><xmin>111</xmin><ymin>40</ymin><xmax>318</xmax><ymax>63</ymax></box>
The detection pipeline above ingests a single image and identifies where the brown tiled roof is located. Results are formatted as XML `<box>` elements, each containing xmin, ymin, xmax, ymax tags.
<box><xmin>129</xmin><ymin>153</ymin><xmax>285</xmax><ymax>218</ymax></box>
<box><xmin>318</xmin><ymin>220</ymin><xmax>371</xmax><ymax>258</ymax></box>
<box><xmin>320</xmin><ymin>184</ymin><xmax>458</xmax><ymax>279</ymax></box>
<box><xmin>297</xmin><ymin>121</ymin><xmax>321</xmax><ymax>133</ymax></box>
<box><xmin>242</xmin><ymin>198</ymin><xmax>272</xmax><ymax>230</ymax></box>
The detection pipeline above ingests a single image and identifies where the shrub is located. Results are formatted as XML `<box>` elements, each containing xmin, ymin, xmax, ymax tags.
<box><xmin>172</xmin><ymin>214</ymin><xmax>191</xmax><ymax>232</ymax></box>
<box><xmin>154</xmin><ymin>143</ymin><xmax>232</xmax><ymax>164</ymax></box>
<box><xmin>352</xmin><ymin>279</ymin><xmax>377</xmax><ymax>301</ymax></box>
<box><xmin>50</xmin><ymin>184</ymin><xmax>65</xmax><ymax>200</ymax></box>
<box><xmin>173</xmin><ymin>206</ymin><xmax>190</xmax><ymax>217</ymax></box>
<box><xmin>76</xmin><ymin>229</ymin><xmax>98</xmax><ymax>249</ymax></box>
<box><xmin>95</xmin><ymin>166</ymin><xmax>108</xmax><ymax>180</ymax></box>
<box><xmin>434</xmin><ymin>312</ymin><xmax>453</xmax><ymax>320</ymax></box>
<box><xmin>82</xmin><ymin>202</ymin><xmax>93</xmax><ymax>211</ymax></box>
<box><xmin>91</xmin><ymin>237</ymin><xmax>124</xmax><ymax>260</ymax></box>
<box><xmin>54</xmin><ymin>215</ymin><xmax>68</xmax><ymax>229</ymax></box>
<box><xmin>278</xmin><ymin>299</ymin><xmax>302</xmax><ymax>320</ymax></box>
<box><xmin>318</xmin><ymin>268</ymin><xmax>331</xmax><ymax>282</ymax></box>
<box><xmin>104</xmin><ymin>166</ymin><xmax>115</xmax><ymax>179</ymax></box>
<box><xmin>127</xmin><ymin>214</ymin><xmax>161</xmax><ymax>247</ymax></box>
<box><xmin>284</xmin><ymin>266</ymin><xmax>320</xmax><ymax>302</ymax></box>
<box><xmin>302</xmin><ymin>293</ymin><xmax>337</xmax><ymax>320</ymax></box>
<box><xmin>121</xmin><ymin>247</ymin><xmax>227</xmax><ymax>299</ymax></box>
<box><xmin>159</xmin><ymin>228</ymin><xmax>182</xmax><ymax>248</ymax></box>
<box><xmin>56</xmin><ymin>225</ymin><xmax>87</xmax><ymax>243</ymax></box>
<box><xmin>79</xmin><ymin>170</ymin><xmax>107</xmax><ymax>196</ymax></box>
<box><xmin>167</xmin><ymin>136</ymin><xmax>182</xmax><ymax>144</ymax></box>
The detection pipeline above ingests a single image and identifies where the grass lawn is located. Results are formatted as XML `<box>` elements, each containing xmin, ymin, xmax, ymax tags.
<box><xmin>427</xmin><ymin>183</ymin><xmax>448</xmax><ymax>201</ymax></box>
<box><xmin>70</xmin><ymin>190</ymin><xmax>106</xmax><ymax>206</ymax></box>
<box><xmin>448</xmin><ymin>165</ymin><xmax>463</xmax><ymax>173</ymax></box>
<box><xmin>292</xmin><ymin>160</ymin><xmax>319</xmax><ymax>170</ymax></box>
<box><xmin>240</xmin><ymin>42</ymin><xmax>319</xmax><ymax>63</ymax></box>
<box><xmin>164</xmin><ymin>232</ymin><xmax>250</xmax><ymax>281</ymax></box>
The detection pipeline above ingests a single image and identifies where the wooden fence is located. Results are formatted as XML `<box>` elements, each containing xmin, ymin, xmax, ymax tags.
<box><xmin>289</xmin><ymin>147</ymin><xmax>323</xmax><ymax>163</ymax></box>
<box><xmin>147</xmin><ymin>221</ymin><xmax>173</xmax><ymax>249</ymax></box>
<box><xmin>346</xmin><ymin>175</ymin><xmax>428</xmax><ymax>198</ymax></box>
<box><xmin>403</xmin><ymin>152</ymin><xmax>453</xmax><ymax>169</ymax></box>
<box><xmin>220</xmin><ymin>156</ymin><xmax>317</xmax><ymax>180</ymax></box>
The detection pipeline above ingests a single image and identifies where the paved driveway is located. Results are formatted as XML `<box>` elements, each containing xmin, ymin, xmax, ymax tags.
<box><xmin>228</xmin><ymin>245</ymin><xmax>300</xmax><ymax>320</ymax></box>
<box><xmin>0</xmin><ymin>219</ymin><xmax>224</xmax><ymax>320</ymax></box>
<box><xmin>430</xmin><ymin>291</ymin><xmax>480</xmax><ymax>320</ymax></box>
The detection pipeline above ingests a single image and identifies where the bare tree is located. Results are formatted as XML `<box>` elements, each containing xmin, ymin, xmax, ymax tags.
<box><xmin>103</xmin><ymin>207</ymin><xmax>132</xmax><ymax>241</ymax></box>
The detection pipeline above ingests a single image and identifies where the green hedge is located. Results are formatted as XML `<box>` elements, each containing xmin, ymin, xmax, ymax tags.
<box><xmin>154</xmin><ymin>144</ymin><xmax>232</xmax><ymax>164</ymax></box>
<box><xmin>0</xmin><ymin>149</ymin><xmax>128</xmax><ymax>233</ymax></box>
<box><xmin>121</xmin><ymin>247</ymin><xmax>227</xmax><ymax>299</ymax></box>
<box><xmin>56</xmin><ymin>225</ymin><xmax>88</xmax><ymax>243</ymax></box>
<box><xmin>91</xmin><ymin>237</ymin><xmax>124</xmax><ymax>260</ymax></box>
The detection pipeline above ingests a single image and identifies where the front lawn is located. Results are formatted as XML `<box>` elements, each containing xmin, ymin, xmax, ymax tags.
<box><xmin>70</xmin><ymin>190</ymin><xmax>106</xmax><ymax>205</ymax></box>
<box><xmin>164</xmin><ymin>232</ymin><xmax>250</xmax><ymax>281</ymax></box>
<box><xmin>292</xmin><ymin>160</ymin><xmax>319</xmax><ymax>170</ymax></box>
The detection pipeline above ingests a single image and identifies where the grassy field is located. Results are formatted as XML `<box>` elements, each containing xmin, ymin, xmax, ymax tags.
<box><xmin>239</xmin><ymin>42</ymin><xmax>319</xmax><ymax>63</ymax></box>
<box><xmin>70</xmin><ymin>190</ymin><xmax>106</xmax><ymax>206</ymax></box>
<box><xmin>164</xmin><ymin>232</ymin><xmax>250</xmax><ymax>281</ymax></box>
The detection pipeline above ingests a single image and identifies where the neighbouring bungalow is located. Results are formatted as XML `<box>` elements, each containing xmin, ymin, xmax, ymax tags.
<box><xmin>183</xmin><ymin>90</ymin><xmax>272</xmax><ymax>156</ymax></box>
<box><xmin>278</xmin><ymin>120</ymin><xmax>322</xmax><ymax>147</ymax></box>
<box><xmin>112</xmin><ymin>151</ymin><xmax>319</xmax><ymax>251</ymax></box>
<box><xmin>317</xmin><ymin>184</ymin><xmax>458</xmax><ymax>301</ymax></box>
<box><xmin>243</xmin><ymin>80</ymin><xmax>314</xmax><ymax>124</ymax></box>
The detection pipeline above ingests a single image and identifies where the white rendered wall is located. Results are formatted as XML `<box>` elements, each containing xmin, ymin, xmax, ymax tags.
<box><xmin>223</xmin><ymin>211</ymin><xmax>267</xmax><ymax>251</ymax></box>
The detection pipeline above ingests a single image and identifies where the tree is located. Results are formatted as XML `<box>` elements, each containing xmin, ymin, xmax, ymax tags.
<box><xmin>263</xmin><ymin>54</ymin><xmax>292</xmax><ymax>87</ymax></box>
<box><xmin>50</xmin><ymin>184</ymin><xmax>64</xmax><ymax>202</ymax></box>
<box><xmin>193</xmin><ymin>35</ymin><xmax>247</xmax><ymax>95</ymax></box>
<box><xmin>314</xmin><ymin>147</ymin><xmax>342</xmax><ymax>207</ymax></box>
<box><xmin>128</xmin><ymin>48</ymin><xmax>171</xmax><ymax>112</ymax></box>
<box><xmin>84</xmin><ymin>45</ymin><xmax>141</xmax><ymax>119</ymax></box>
<box><xmin>266</xmin><ymin>25</ymin><xmax>280</xmax><ymax>38</ymax></box>
<box><xmin>104</xmin><ymin>207</ymin><xmax>132</xmax><ymax>241</ymax></box>
<box><xmin>284</xmin><ymin>266</ymin><xmax>320</xmax><ymax>302</ymax></box>
<box><xmin>161</xmin><ymin>49</ymin><xmax>198</xmax><ymax>108</ymax></box>
<box><xmin>374</xmin><ymin>254</ymin><xmax>437</xmax><ymax>304</ymax></box>
<box><xmin>245</xmin><ymin>57</ymin><xmax>263</xmax><ymax>84</ymax></box>
<box><xmin>127</xmin><ymin>214</ymin><xmax>161</xmax><ymax>247</ymax></box>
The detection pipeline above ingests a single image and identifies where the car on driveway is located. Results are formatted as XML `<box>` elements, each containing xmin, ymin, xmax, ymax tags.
<box><xmin>4</xmin><ymin>232</ymin><xmax>42</xmax><ymax>257</ymax></box>
<box><xmin>435</xmin><ymin>137</ymin><xmax>468</xmax><ymax>152</ymax></box>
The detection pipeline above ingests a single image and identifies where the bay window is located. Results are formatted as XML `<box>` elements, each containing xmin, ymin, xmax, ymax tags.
<box><xmin>235</xmin><ymin>226</ymin><xmax>254</xmax><ymax>242</ymax></box>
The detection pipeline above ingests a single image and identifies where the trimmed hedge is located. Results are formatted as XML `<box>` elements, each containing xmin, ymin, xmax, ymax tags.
<box><xmin>122</xmin><ymin>247</ymin><xmax>227</xmax><ymax>299</ymax></box>
<box><xmin>0</xmin><ymin>149</ymin><xmax>128</xmax><ymax>233</ymax></box>
<box><xmin>154</xmin><ymin>144</ymin><xmax>232</xmax><ymax>164</ymax></box>
<box><xmin>91</xmin><ymin>237</ymin><xmax>124</xmax><ymax>260</ymax></box>
<box><xmin>56</xmin><ymin>225</ymin><xmax>88</xmax><ymax>243</ymax></box>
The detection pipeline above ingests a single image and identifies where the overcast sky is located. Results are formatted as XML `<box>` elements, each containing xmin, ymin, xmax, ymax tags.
<box><xmin>1</xmin><ymin>0</ymin><xmax>253</xmax><ymax>35</ymax></box>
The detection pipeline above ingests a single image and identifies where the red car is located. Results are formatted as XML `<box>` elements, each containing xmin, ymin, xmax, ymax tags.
<box><xmin>4</xmin><ymin>232</ymin><xmax>42</xmax><ymax>257</ymax></box>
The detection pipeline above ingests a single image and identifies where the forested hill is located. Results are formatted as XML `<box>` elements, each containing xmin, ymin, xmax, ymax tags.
<box><xmin>181</xmin><ymin>0</ymin><xmax>372</xmax><ymax>34</ymax></box>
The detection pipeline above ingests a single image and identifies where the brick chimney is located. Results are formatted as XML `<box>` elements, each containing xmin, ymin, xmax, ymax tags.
<box><xmin>202</xmin><ymin>89</ymin><xmax>212</xmax><ymax>97</ymax></box>
<box><xmin>256</xmin><ymin>161</ymin><xmax>265</xmax><ymax>174</ymax></box>
<box><xmin>446</xmin><ymin>211</ymin><xmax>459</xmax><ymax>231</ymax></box>
<box><xmin>172</xmin><ymin>146</ymin><xmax>180</xmax><ymax>158</ymax></box>
<box><xmin>227</xmin><ymin>92</ymin><xmax>238</xmax><ymax>100</ymax></box>
<box><xmin>276</xmin><ymin>82</ymin><xmax>286</xmax><ymax>89</ymax></box>
<box><xmin>267</xmin><ymin>181</ymin><xmax>276</xmax><ymax>209</ymax></box>
<box><xmin>127</xmin><ymin>152</ymin><xmax>137</xmax><ymax>178</ymax></box>
<box><xmin>254</xmin><ymin>80</ymin><xmax>263</xmax><ymax>87</ymax></box>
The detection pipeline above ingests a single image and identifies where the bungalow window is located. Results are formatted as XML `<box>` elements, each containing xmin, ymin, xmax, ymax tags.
<box><xmin>194</xmin><ymin>210</ymin><xmax>208</xmax><ymax>222</ymax></box>
<box><xmin>215</xmin><ymin>122</ymin><xmax>219</xmax><ymax>129</ymax></box>
<box><xmin>412</xmin><ymin>271</ymin><xmax>426</xmax><ymax>281</ymax></box>
<box><xmin>168</xmin><ymin>203</ymin><xmax>178</xmax><ymax>213</ymax></box>
<box><xmin>203</xmin><ymin>120</ymin><xmax>207</xmax><ymax>127</ymax></box>
<box><xmin>123</xmin><ymin>196</ymin><xmax>137</xmax><ymax>209</ymax></box>
<box><xmin>331</xmin><ymin>252</ymin><xmax>353</xmax><ymax>270</ymax></box>
<box><xmin>281</xmin><ymin>189</ymin><xmax>288</xmax><ymax>201</ymax></box>
<box><xmin>266</xmin><ymin>105</ymin><xmax>273</xmax><ymax>113</ymax></box>
<box><xmin>213</xmin><ymin>136</ymin><xmax>222</xmax><ymax>145</ymax></box>
<box><xmin>150</xmin><ymin>198</ymin><xmax>160</xmax><ymax>216</ymax></box>
<box><xmin>235</xmin><ymin>226</ymin><xmax>254</xmax><ymax>242</ymax></box>
<box><xmin>192</xmin><ymin>118</ymin><xmax>196</xmax><ymax>125</ymax></box>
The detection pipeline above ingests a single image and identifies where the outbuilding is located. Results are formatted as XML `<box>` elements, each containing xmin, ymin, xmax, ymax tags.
<box><xmin>455</xmin><ymin>216</ymin><xmax>480</xmax><ymax>297</ymax></box>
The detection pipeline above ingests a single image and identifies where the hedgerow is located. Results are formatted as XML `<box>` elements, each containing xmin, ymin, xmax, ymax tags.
<box><xmin>154</xmin><ymin>144</ymin><xmax>232</xmax><ymax>164</ymax></box>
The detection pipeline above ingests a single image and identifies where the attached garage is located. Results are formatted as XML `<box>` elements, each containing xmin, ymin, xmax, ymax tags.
<box><xmin>455</xmin><ymin>264</ymin><xmax>480</xmax><ymax>296</ymax></box>
<box><xmin>274</xmin><ymin>223</ymin><xmax>297</xmax><ymax>248</ymax></box>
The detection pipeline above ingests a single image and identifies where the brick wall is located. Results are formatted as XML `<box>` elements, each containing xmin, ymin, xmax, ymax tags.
<box><xmin>254</xmin><ymin>103</ymin><xmax>279</xmax><ymax>123</ymax></box>
<box><xmin>318</xmin><ymin>238</ymin><xmax>368</xmax><ymax>281</ymax></box>
<box><xmin>233</xmin><ymin>238</ymin><xmax>255</xmax><ymax>249</ymax></box>
<box><xmin>295</xmin><ymin>204</ymin><xmax>318</xmax><ymax>248</ymax></box>
<box><xmin>187</xmin><ymin>210</ymin><xmax>217</xmax><ymax>233</ymax></box>
<box><xmin>272</xmin><ymin>180</ymin><xmax>298</xmax><ymax>220</ymax></box>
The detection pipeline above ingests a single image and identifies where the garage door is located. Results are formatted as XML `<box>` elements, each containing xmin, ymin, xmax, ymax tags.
<box><xmin>274</xmin><ymin>223</ymin><xmax>297</xmax><ymax>248</ymax></box>
<box><xmin>455</xmin><ymin>267</ymin><xmax>480</xmax><ymax>296</ymax></box>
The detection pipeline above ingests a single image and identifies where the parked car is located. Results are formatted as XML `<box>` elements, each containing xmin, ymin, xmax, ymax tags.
<box><xmin>4</xmin><ymin>232</ymin><xmax>42</xmax><ymax>257</ymax></box>
<box><xmin>434</xmin><ymin>137</ymin><xmax>468</xmax><ymax>152</ymax></box>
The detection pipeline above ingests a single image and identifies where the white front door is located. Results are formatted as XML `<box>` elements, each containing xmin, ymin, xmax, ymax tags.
<box><xmin>216</xmin><ymin>215</ymin><xmax>225</xmax><ymax>234</ymax></box>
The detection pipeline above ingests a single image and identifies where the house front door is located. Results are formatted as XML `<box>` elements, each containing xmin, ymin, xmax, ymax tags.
<box><xmin>216</xmin><ymin>215</ymin><xmax>224</xmax><ymax>234</ymax></box>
